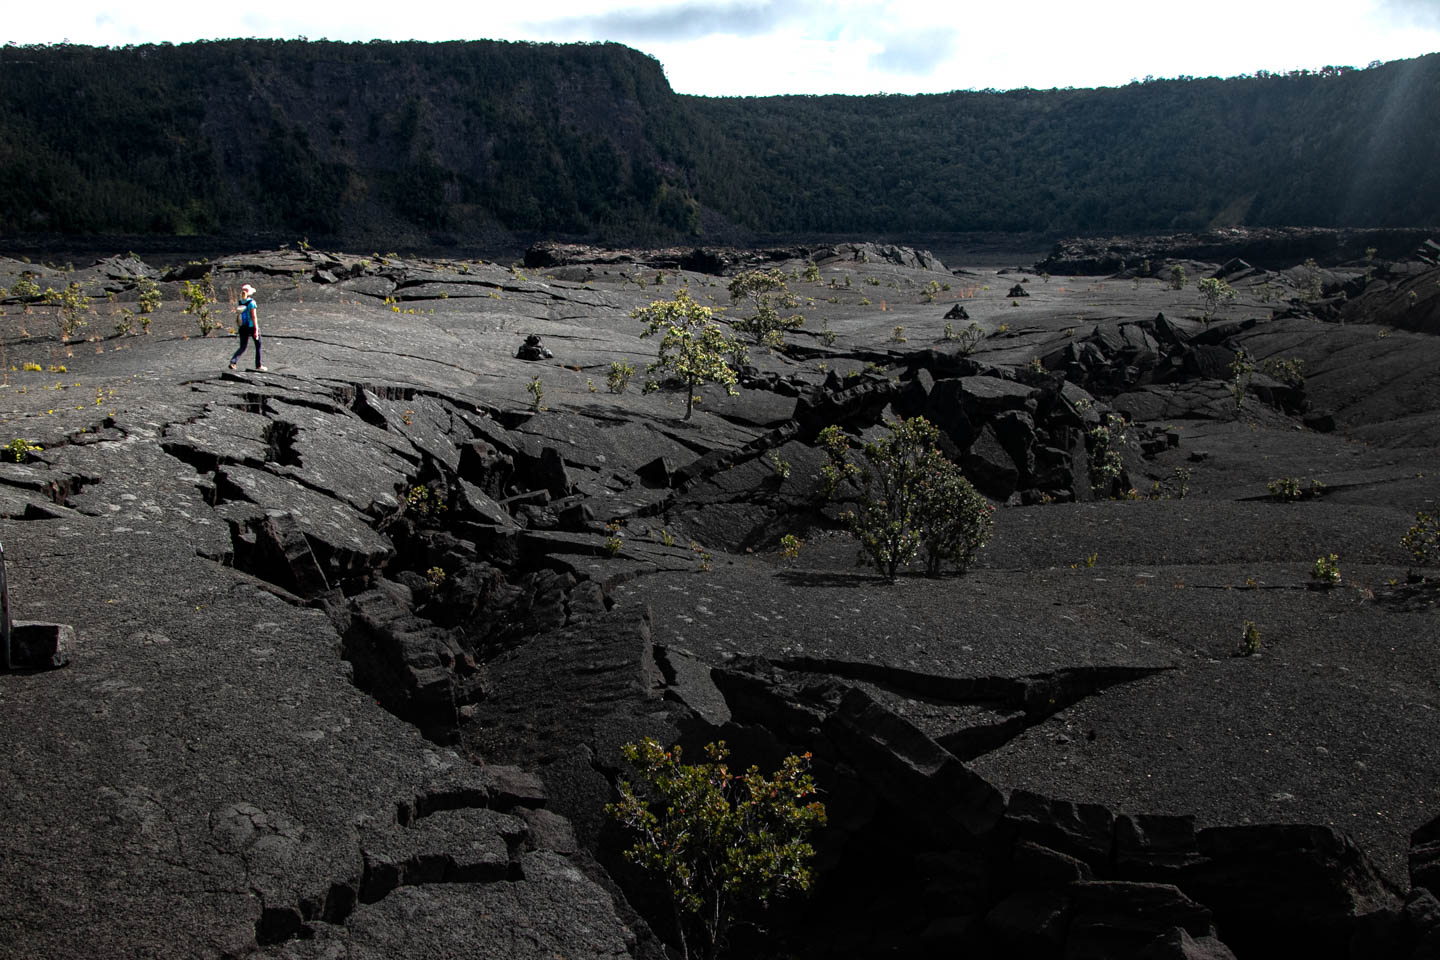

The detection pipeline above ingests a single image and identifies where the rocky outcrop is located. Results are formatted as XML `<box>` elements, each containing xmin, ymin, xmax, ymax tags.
<box><xmin>523</xmin><ymin>240</ymin><xmax>949</xmax><ymax>275</ymax></box>
<box><xmin>1036</xmin><ymin>227</ymin><xmax>1438</xmax><ymax>275</ymax></box>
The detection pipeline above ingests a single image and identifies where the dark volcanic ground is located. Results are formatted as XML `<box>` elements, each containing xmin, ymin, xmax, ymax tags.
<box><xmin>0</xmin><ymin>239</ymin><xmax>1437</xmax><ymax>959</ymax></box>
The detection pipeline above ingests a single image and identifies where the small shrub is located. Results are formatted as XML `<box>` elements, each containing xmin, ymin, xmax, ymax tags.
<box><xmin>607</xmin><ymin>360</ymin><xmax>636</xmax><ymax>394</ymax></box>
<box><xmin>1166</xmin><ymin>467</ymin><xmax>1191</xmax><ymax>500</ymax></box>
<box><xmin>1088</xmin><ymin>414</ymin><xmax>1129</xmax><ymax>494</ymax></box>
<box><xmin>767</xmin><ymin>452</ymin><xmax>791</xmax><ymax>480</ymax></box>
<box><xmin>727</xmin><ymin>269</ymin><xmax>805</xmax><ymax>350</ymax></box>
<box><xmin>1229</xmin><ymin>350</ymin><xmax>1255</xmax><ymax>414</ymax></box>
<box><xmin>803</xmin><ymin>260</ymin><xmax>820</xmax><ymax>283</ymax></box>
<box><xmin>778</xmin><ymin>533</ymin><xmax>803</xmax><ymax>562</ymax></box>
<box><xmin>1236</xmin><ymin>621</ymin><xmax>1262</xmax><ymax>657</ymax></box>
<box><xmin>526</xmin><ymin>375</ymin><xmax>544</xmax><ymax>411</ymax></box>
<box><xmin>1312</xmin><ymin>553</ymin><xmax>1341</xmax><ymax>585</ymax></box>
<box><xmin>1196</xmin><ymin>277</ymin><xmax>1236</xmax><ymax>323</ymax></box>
<box><xmin>425</xmin><ymin>566</ymin><xmax>446</xmax><ymax>586</ymax></box>
<box><xmin>9</xmin><ymin>274</ymin><xmax>40</xmax><ymax>299</ymax></box>
<box><xmin>1401</xmin><ymin>511</ymin><xmax>1440</xmax><ymax>568</ymax></box>
<box><xmin>4</xmin><ymin>438</ymin><xmax>42</xmax><ymax>463</ymax></box>
<box><xmin>603</xmin><ymin>521</ymin><xmax>623</xmax><ymax>557</ymax></box>
<box><xmin>181</xmin><ymin>273</ymin><xmax>220</xmax><ymax>335</ymax></box>
<box><xmin>42</xmin><ymin>281</ymin><xmax>90</xmax><ymax>340</ymax></box>
<box><xmin>1168</xmin><ymin>265</ymin><xmax>1187</xmax><ymax>290</ymax></box>
<box><xmin>1267</xmin><ymin>477</ymin><xmax>1325</xmax><ymax>501</ymax></box>
<box><xmin>634</xmin><ymin>291</ymin><xmax>742</xmax><ymax>420</ymax></box>
<box><xmin>406</xmin><ymin>484</ymin><xmax>447</xmax><ymax>517</ymax></box>
<box><xmin>891</xmin><ymin>325</ymin><xmax>907</xmax><ymax>343</ymax></box>
<box><xmin>1299</xmin><ymin>258</ymin><xmax>1324</xmax><ymax>301</ymax></box>
<box><xmin>608</xmin><ymin>739</ymin><xmax>825</xmax><ymax>960</ymax></box>
<box><xmin>1263</xmin><ymin>356</ymin><xmax>1305</xmax><ymax>388</ymax></box>
<box><xmin>820</xmin><ymin>417</ymin><xmax>993</xmax><ymax>580</ymax></box>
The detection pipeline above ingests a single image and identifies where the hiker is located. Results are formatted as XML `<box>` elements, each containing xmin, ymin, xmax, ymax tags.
<box><xmin>229</xmin><ymin>283</ymin><xmax>266</xmax><ymax>371</ymax></box>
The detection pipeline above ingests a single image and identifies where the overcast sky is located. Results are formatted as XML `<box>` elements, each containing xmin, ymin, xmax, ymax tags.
<box><xmin>8</xmin><ymin>0</ymin><xmax>1440</xmax><ymax>96</ymax></box>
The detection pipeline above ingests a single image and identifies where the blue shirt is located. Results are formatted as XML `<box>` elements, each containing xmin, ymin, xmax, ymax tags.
<box><xmin>237</xmin><ymin>298</ymin><xmax>257</xmax><ymax>328</ymax></box>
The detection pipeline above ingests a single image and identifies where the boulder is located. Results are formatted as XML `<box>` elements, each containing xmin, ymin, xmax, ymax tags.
<box><xmin>1004</xmin><ymin>790</ymin><xmax>1116</xmax><ymax>875</ymax></box>
<box><xmin>4</xmin><ymin>620</ymin><xmax>74</xmax><ymax>670</ymax></box>
<box><xmin>1412</xmin><ymin>812</ymin><xmax>1440</xmax><ymax>896</ymax></box>
<box><xmin>963</xmin><ymin>424</ymin><xmax>1021</xmax><ymax>500</ymax></box>
<box><xmin>1180</xmin><ymin>823</ymin><xmax>1400</xmax><ymax>959</ymax></box>
<box><xmin>985</xmin><ymin>888</ymin><xmax>1069</xmax><ymax>956</ymax></box>
<box><xmin>1064</xmin><ymin>881</ymin><xmax>1215</xmax><ymax>960</ymax></box>
<box><xmin>1135</xmin><ymin>927</ymin><xmax>1239</xmax><ymax>960</ymax></box>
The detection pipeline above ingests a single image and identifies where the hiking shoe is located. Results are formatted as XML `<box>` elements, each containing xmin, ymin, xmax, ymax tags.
<box><xmin>228</xmin><ymin>362</ymin><xmax>236</xmax><ymax>370</ymax></box>
<box><xmin>255</xmin><ymin>366</ymin><xmax>268</xmax><ymax>372</ymax></box>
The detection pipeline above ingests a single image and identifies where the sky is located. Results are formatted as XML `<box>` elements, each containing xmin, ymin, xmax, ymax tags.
<box><xmin>6</xmin><ymin>0</ymin><xmax>1440</xmax><ymax>96</ymax></box>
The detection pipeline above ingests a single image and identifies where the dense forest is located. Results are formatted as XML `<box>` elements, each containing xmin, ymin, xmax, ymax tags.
<box><xmin>0</xmin><ymin>40</ymin><xmax>1436</xmax><ymax>245</ymax></box>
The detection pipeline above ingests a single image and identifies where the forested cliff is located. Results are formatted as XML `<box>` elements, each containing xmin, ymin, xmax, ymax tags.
<box><xmin>0</xmin><ymin>39</ymin><xmax>1435</xmax><ymax>245</ymax></box>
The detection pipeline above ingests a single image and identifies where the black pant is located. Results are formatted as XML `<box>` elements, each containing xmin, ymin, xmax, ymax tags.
<box><xmin>230</xmin><ymin>327</ymin><xmax>261</xmax><ymax>368</ymax></box>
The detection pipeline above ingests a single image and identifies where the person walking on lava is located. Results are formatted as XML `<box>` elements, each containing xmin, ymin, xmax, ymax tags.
<box><xmin>229</xmin><ymin>283</ymin><xmax>265</xmax><ymax>371</ymax></box>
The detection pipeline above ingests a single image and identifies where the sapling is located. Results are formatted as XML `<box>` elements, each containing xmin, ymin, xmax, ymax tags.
<box><xmin>778</xmin><ymin>534</ymin><xmax>803</xmax><ymax>562</ymax></box>
<box><xmin>607</xmin><ymin>360</ymin><xmax>635</xmax><ymax>394</ymax></box>
<box><xmin>42</xmin><ymin>281</ymin><xmax>89</xmax><ymax>341</ymax></box>
<box><xmin>1312</xmin><ymin>554</ymin><xmax>1341</xmax><ymax>585</ymax></box>
<box><xmin>1401</xmin><ymin>511</ymin><xmax>1439</xmax><ymax>569</ymax></box>
<box><xmin>727</xmin><ymin>269</ymin><xmax>804</xmax><ymax>349</ymax></box>
<box><xmin>181</xmin><ymin>273</ymin><xmax>220</xmax><ymax>335</ymax></box>
<box><xmin>634</xmin><ymin>291</ymin><xmax>741</xmax><ymax>420</ymax></box>
<box><xmin>1237</xmin><ymin>621</ymin><xmax>1262</xmax><ymax>657</ymax></box>
<box><xmin>820</xmin><ymin>417</ymin><xmax>993</xmax><ymax>580</ymax></box>
<box><xmin>1196</xmin><ymin>277</ymin><xmax>1236</xmax><ymax>323</ymax></box>
<box><xmin>608</xmin><ymin>739</ymin><xmax>825</xmax><ymax>960</ymax></box>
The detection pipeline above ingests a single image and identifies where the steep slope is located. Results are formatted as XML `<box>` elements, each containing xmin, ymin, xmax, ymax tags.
<box><xmin>0</xmin><ymin>43</ymin><xmax>1437</xmax><ymax>245</ymax></box>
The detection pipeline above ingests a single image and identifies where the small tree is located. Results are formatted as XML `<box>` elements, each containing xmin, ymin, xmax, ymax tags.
<box><xmin>182</xmin><ymin>273</ymin><xmax>220</xmax><ymax>335</ymax></box>
<box><xmin>1196</xmin><ymin>277</ymin><xmax>1236</xmax><ymax>323</ymax></box>
<box><xmin>727</xmin><ymin>269</ymin><xmax>804</xmax><ymax>350</ymax></box>
<box><xmin>1402</xmin><ymin>511</ymin><xmax>1440</xmax><ymax>570</ymax></box>
<box><xmin>915</xmin><ymin>460</ymin><xmax>995</xmax><ymax>576</ymax></box>
<box><xmin>609</xmin><ymin>739</ymin><xmax>825</xmax><ymax>960</ymax></box>
<box><xmin>1088</xmin><ymin>413</ymin><xmax>1130</xmax><ymax>496</ymax></box>
<box><xmin>820</xmin><ymin>417</ymin><xmax>993</xmax><ymax>580</ymax></box>
<box><xmin>634</xmin><ymin>290</ymin><xmax>742</xmax><ymax>420</ymax></box>
<box><xmin>1229</xmin><ymin>350</ymin><xmax>1255</xmax><ymax>415</ymax></box>
<box><xmin>607</xmin><ymin>360</ymin><xmax>636</xmax><ymax>394</ymax></box>
<box><xmin>42</xmin><ymin>281</ymin><xmax>90</xmax><ymax>341</ymax></box>
<box><xmin>1299</xmin><ymin>258</ymin><xmax>1325</xmax><ymax>301</ymax></box>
